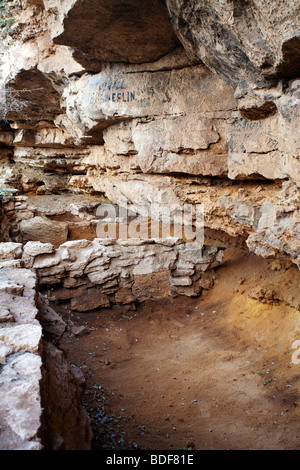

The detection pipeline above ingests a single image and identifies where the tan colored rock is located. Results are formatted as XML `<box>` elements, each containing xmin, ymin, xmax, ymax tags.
<box><xmin>130</xmin><ymin>116</ymin><xmax>227</xmax><ymax>176</ymax></box>
<box><xmin>23</xmin><ymin>241</ymin><xmax>55</xmax><ymax>257</ymax></box>
<box><xmin>0</xmin><ymin>324</ymin><xmax>42</xmax><ymax>355</ymax></box>
<box><xmin>132</xmin><ymin>250</ymin><xmax>177</xmax><ymax>275</ymax></box>
<box><xmin>228</xmin><ymin>111</ymin><xmax>300</xmax><ymax>184</ymax></box>
<box><xmin>166</xmin><ymin>0</ymin><xmax>300</xmax><ymax>86</ymax></box>
<box><xmin>71</xmin><ymin>325</ymin><xmax>89</xmax><ymax>337</ymax></box>
<box><xmin>0</xmin><ymin>266</ymin><xmax>43</xmax><ymax>450</ymax></box>
<box><xmin>0</xmin><ymin>0</ymin><xmax>299</xmax><ymax>276</ymax></box>
<box><xmin>53</xmin><ymin>0</ymin><xmax>180</xmax><ymax>70</ymax></box>
<box><xmin>0</xmin><ymin>344</ymin><xmax>14</xmax><ymax>364</ymax></box>
<box><xmin>0</xmin><ymin>243</ymin><xmax>22</xmax><ymax>260</ymax></box>
<box><xmin>87</xmin><ymin>269</ymin><xmax>119</xmax><ymax>285</ymax></box>
<box><xmin>64</xmin><ymin>63</ymin><xmax>236</xmax><ymax>140</ymax></box>
<box><xmin>13</xmin><ymin>127</ymin><xmax>76</xmax><ymax>148</ymax></box>
<box><xmin>84</xmin><ymin>256</ymin><xmax>111</xmax><ymax>273</ymax></box>
<box><xmin>33</xmin><ymin>252</ymin><xmax>63</xmax><ymax>269</ymax></box>
<box><xmin>0</xmin><ymin>308</ymin><xmax>15</xmax><ymax>323</ymax></box>
<box><xmin>170</xmin><ymin>276</ymin><xmax>192</xmax><ymax>286</ymax></box>
<box><xmin>0</xmin><ymin>282</ymin><xmax>24</xmax><ymax>296</ymax></box>
<box><xmin>20</xmin><ymin>216</ymin><xmax>68</xmax><ymax>247</ymax></box>
<box><xmin>0</xmin><ymin>268</ymin><xmax>39</xmax><ymax>323</ymax></box>
<box><xmin>0</xmin><ymin>353</ymin><xmax>42</xmax><ymax>450</ymax></box>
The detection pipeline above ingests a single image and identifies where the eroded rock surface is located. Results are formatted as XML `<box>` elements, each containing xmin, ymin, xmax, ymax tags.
<box><xmin>0</xmin><ymin>0</ymin><xmax>299</xmax><ymax>269</ymax></box>
<box><xmin>166</xmin><ymin>0</ymin><xmax>300</xmax><ymax>84</ymax></box>
<box><xmin>0</xmin><ymin>0</ymin><xmax>299</xmax><ymax>451</ymax></box>
<box><xmin>53</xmin><ymin>0</ymin><xmax>181</xmax><ymax>71</ymax></box>
<box><xmin>0</xmin><ymin>267</ymin><xmax>43</xmax><ymax>450</ymax></box>
<box><xmin>0</xmin><ymin>263</ymin><xmax>92</xmax><ymax>450</ymax></box>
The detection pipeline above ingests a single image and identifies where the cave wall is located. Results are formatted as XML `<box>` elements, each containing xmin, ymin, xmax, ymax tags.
<box><xmin>0</xmin><ymin>0</ymin><xmax>299</xmax><ymax>269</ymax></box>
<box><xmin>0</xmin><ymin>0</ymin><xmax>299</xmax><ymax>450</ymax></box>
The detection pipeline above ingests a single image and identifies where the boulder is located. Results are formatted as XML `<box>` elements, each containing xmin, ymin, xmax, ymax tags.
<box><xmin>20</xmin><ymin>217</ymin><xmax>68</xmax><ymax>247</ymax></box>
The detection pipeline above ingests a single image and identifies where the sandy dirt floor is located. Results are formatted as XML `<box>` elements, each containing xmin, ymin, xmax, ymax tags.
<box><xmin>54</xmin><ymin>247</ymin><xmax>300</xmax><ymax>450</ymax></box>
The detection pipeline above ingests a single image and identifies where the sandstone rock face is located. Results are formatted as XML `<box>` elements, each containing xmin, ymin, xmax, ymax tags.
<box><xmin>0</xmin><ymin>242</ymin><xmax>22</xmax><ymax>259</ymax></box>
<box><xmin>1</xmin><ymin>0</ymin><xmax>296</xmax><ymax>268</ymax></box>
<box><xmin>246</xmin><ymin>181</ymin><xmax>300</xmax><ymax>268</ymax></box>
<box><xmin>0</xmin><ymin>353</ymin><xmax>42</xmax><ymax>450</ymax></box>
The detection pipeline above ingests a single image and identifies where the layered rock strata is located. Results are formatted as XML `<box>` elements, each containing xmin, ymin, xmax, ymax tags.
<box><xmin>0</xmin><ymin>0</ymin><xmax>299</xmax><ymax>451</ymax></box>
<box><xmin>0</xmin><ymin>0</ymin><xmax>298</xmax><ymax>268</ymax></box>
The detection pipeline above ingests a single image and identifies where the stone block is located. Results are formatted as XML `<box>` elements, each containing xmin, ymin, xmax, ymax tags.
<box><xmin>71</xmin><ymin>288</ymin><xmax>110</xmax><ymax>311</ymax></box>
<box><xmin>23</xmin><ymin>241</ymin><xmax>55</xmax><ymax>257</ymax></box>
<box><xmin>0</xmin><ymin>243</ymin><xmax>23</xmax><ymax>260</ymax></box>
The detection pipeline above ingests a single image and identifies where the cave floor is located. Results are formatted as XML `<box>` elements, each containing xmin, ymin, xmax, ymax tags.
<box><xmin>55</xmin><ymin>249</ymin><xmax>300</xmax><ymax>450</ymax></box>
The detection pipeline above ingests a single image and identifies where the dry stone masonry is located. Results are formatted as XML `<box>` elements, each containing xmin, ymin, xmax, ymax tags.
<box><xmin>0</xmin><ymin>238</ymin><xmax>225</xmax><ymax>308</ymax></box>
<box><xmin>0</xmin><ymin>262</ymin><xmax>92</xmax><ymax>450</ymax></box>
<box><xmin>0</xmin><ymin>234</ymin><xmax>223</xmax><ymax>448</ymax></box>
<box><xmin>0</xmin><ymin>267</ymin><xmax>42</xmax><ymax>450</ymax></box>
